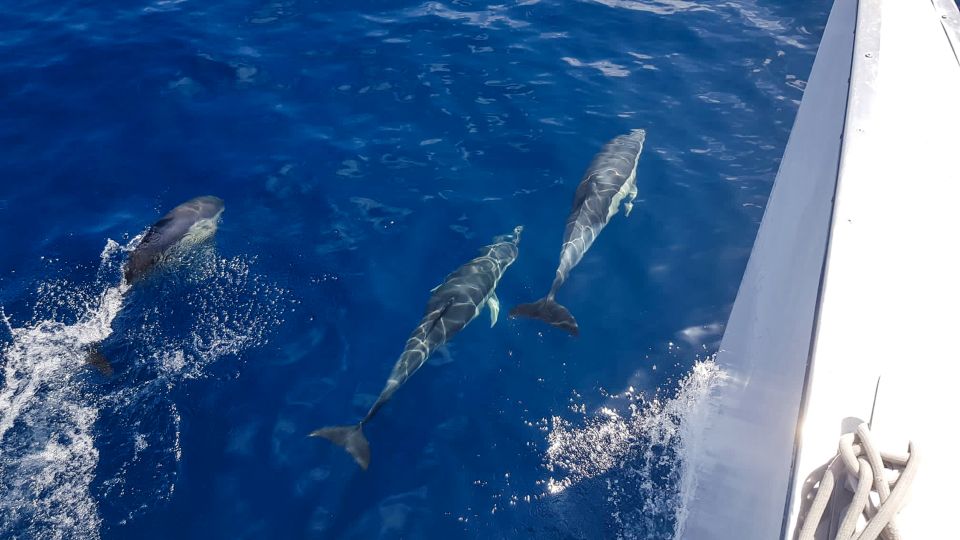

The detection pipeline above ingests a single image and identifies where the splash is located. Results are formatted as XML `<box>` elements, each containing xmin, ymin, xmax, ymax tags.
<box><xmin>132</xmin><ymin>248</ymin><xmax>288</xmax><ymax>381</ymax></box>
<box><xmin>0</xmin><ymin>239</ymin><xmax>288</xmax><ymax>538</ymax></box>
<box><xmin>542</xmin><ymin>359</ymin><xmax>726</xmax><ymax>539</ymax></box>
<box><xmin>545</xmin><ymin>406</ymin><xmax>631</xmax><ymax>494</ymax></box>
<box><xmin>0</xmin><ymin>242</ymin><xmax>132</xmax><ymax>538</ymax></box>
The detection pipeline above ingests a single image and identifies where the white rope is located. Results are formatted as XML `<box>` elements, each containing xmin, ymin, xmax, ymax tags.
<box><xmin>798</xmin><ymin>422</ymin><xmax>920</xmax><ymax>540</ymax></box>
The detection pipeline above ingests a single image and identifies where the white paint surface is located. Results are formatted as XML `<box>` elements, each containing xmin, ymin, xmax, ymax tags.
<box><xmin>787</xmin><ymin>0</ymin><xmax>960</xmax><ymax>536</ymax></box>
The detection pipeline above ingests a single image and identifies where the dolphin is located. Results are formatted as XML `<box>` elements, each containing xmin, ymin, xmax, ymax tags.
<box><xmin>311</xmin><ymin>225</ymin><xmax>523</xmax><ymax>470</ymax></box>
<box><xmin>123</xmin><ymin>195</ymin><xmax>225</xmax><ymax>285</ymax></box>
<box><xmin>83</xmin><ymin>195</ymin><xmax>224</xmax><ymax>374</ymax></box>
<box><xmin>510</xmin><ymin>129</ymin><xmax>646</xmax><ymax>336</ymax></box>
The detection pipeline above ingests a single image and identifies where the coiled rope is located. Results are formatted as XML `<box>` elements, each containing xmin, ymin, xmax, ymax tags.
<box><xmin>798</xmin><ymin>422</ymin><xmax>920</xmax><ymax>540</ymax></box>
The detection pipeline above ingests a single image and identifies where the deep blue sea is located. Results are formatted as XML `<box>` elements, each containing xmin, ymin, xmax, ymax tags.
<box><xmin>1</xmin><ymin>1</ymin><xmax>830</xmax><ymax>538</ymax></box>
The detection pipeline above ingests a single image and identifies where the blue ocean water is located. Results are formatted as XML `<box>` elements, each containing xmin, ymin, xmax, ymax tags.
<box><xmin>0</xmin><ymin>1</ymin><xmax>830</xmax><ymax>538</ymax></box>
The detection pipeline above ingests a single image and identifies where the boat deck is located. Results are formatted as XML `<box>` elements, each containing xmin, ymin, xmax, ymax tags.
<box><xmin>677</xmin><ymin>0</ymin><xmax>960</xmax><ymax>538</ymax></box>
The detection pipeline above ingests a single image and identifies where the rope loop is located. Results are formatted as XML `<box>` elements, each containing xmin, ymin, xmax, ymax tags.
<box><xmin>797</xmin><ymin>422</ymin><xmax>919</xmax><ymax>540</ymax></box>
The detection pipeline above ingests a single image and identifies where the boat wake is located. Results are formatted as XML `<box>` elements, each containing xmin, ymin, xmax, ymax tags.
<box><xmin>0</xmin><ymin>239</ymin><xmax>287</xmax><ymax>538</ymax></box>
<box><xmin>542</xmin><ymin>358</ymin><xmax>726</xmax><ymax>539</ymax></box>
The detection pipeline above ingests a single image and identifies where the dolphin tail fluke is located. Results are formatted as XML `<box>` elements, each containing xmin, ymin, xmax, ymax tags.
<box><xmin>310</xmin><ymin>424</ymin><xmax>371</xmax><ymax>470</ymax></box>
<box><xmin>509</xmin><ymin>298</ymin><xmax>579</xmax><ymax>336</ymax></box>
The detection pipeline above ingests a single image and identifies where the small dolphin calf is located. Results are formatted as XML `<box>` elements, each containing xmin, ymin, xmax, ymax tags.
<box><xmin>124</xmin><ymin>195</ymin><xmax>225</xmax><ymax>285</ymax></box>
<box><xmin>312</xmin><ymin>226</ymin><xmax>523</xmax><ymax>470</ymax></box>
<box><xmin>511</xmin><ymin>129</ymin><xmax>646</xmax><ymax>336</ymax></box>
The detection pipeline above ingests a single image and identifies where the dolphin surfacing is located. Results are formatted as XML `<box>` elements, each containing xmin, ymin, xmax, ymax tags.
<box><xmin>510</xmin><ymin>129</ymin><xmax>646</xmax><ymax>336</ymax></box>
<box><xmin>80</xmin><ymin>196</ymin><xmax>225</xmax><ymax>376</ymax></box>
<box><xmin>312</xmin><ymin>226</ymin><xmax>523</xmax><ymax>469</ymax></box>
<box><xmin>124</xmin><ymin>195</ymin><xmax>225</xmax><ymax>285</ymax></box>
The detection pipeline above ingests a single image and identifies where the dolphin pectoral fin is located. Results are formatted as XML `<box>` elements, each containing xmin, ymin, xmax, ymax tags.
<box><xmin>310</xmin><ymin>423</ymin><xmax>371</xmax><ymax>470</ymax></box>
<box><xmin>487</xmin><ymin>293</ymin><xmax>500</xmax><ymax>327</ymax></box>
<box><xmin>625</xmin><ymin>176</ymin><xmax>639</xmax><ymax>217</ymax></box>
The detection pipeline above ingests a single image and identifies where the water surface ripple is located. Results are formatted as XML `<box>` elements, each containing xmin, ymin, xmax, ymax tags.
<box><xmin>0</xmin><ymin>0</ymin><xmax>830</xmax><ymax>538</ymax></box>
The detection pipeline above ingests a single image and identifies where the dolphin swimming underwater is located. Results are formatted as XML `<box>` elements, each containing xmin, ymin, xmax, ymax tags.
<box><xmin>123</xmin><ymin>195</ymin><xmax>225</xmax><ymax>285</ymax></box>
<box><xmin>311</xmin><ymin>225</ymin><xmax>523</xmax><ymax>470</ymax></box>
<box><xmin>510</xmin><ymin>129</ymin><xmax>646</xmax><ymax>336</ymax></box>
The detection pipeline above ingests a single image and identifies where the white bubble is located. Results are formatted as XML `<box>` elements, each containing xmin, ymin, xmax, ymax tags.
<box><xmin>541</xmin><ymin>359</ymin><xmax>727</xmax><ymax>537</ymax></box>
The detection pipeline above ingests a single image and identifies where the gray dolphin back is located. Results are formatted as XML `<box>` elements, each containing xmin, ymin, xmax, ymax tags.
<box><xmin>312</xmin><ymin>226</ymin><xmax>523</xmax><ymax>469</ymax></box>
<box><xmin>124</xmin><ymin>195</ymin><xmax>225</xmax><ymax>284</ymax></box>
<box><xmin>510</xmin><ymin>129</ymin><xmax>646</xmax><ymax>335</ymax></box>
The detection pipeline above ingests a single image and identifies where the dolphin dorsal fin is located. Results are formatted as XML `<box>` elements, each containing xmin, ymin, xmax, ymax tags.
<box><xmin>487</xmin><ymin>292</ymin><xmax>500</xmax><ymax>327</ymax></box>
<box><xmin>424</xmin><ymin>298</ymin><xmax>455</xmax><ymax>335</ymax></box>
